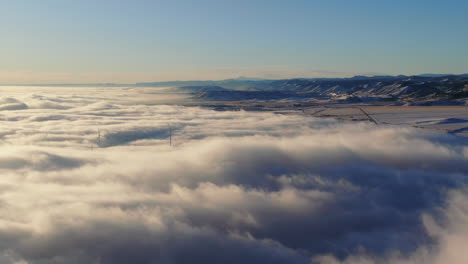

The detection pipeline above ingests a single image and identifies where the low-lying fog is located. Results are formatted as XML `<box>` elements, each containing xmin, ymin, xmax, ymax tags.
<box><xmin>0</xmin><ymin>86</ymin><xmax>467</xmax><ymax>264</ymax></box>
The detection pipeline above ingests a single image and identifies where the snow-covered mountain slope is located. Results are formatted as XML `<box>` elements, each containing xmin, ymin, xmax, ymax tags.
<box><xmin>188</xmin><ymin>75</ymin><xmax>468</xmax><ymax>103</ymax></box>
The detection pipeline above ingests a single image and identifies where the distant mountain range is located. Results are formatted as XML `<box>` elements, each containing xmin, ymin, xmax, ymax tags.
<box><xmin>170</xmin><ymin>74</ymin><xmax>468</xmax><ymax>104</ymax></box>
<box><xmin>4</xmin><ymin>74</ymin><xmax>468</xmax><ymax>105</ymax></box>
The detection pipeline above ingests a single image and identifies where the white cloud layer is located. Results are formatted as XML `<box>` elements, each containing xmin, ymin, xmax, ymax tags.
<box><xmin>0</xmin><ymin>86</ymin><xmax>467</xmax><ymax>263</ymax></box>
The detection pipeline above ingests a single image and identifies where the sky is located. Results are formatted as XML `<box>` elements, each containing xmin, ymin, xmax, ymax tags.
<box><xmin>0</xmin><ymin>0</ymin><xmax>467</xmax><ymax>83</ymax></box>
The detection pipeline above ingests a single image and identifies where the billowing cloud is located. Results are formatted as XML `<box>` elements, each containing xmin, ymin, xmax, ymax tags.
<box><xmin>0</xmin><ymin>86</ymin><xmax>467</xmax><ymax>263</ymax></box>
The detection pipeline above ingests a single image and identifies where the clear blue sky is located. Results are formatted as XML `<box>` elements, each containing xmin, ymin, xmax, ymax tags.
<box><xmin>1</xmin><ymin>0</ymin><xmax>467</xmax><ymax>83</ymax></box>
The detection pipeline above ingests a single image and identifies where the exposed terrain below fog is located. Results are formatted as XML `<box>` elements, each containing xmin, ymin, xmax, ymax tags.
<box><xmin>137</xmin><ymin>74</ymin><xmax>468</xmax><ymax>106</ymax></box>
<box><xmin>305</xmin><ymin>105</ymin><xmax>468</xmax><ymax>137</ymax></box>
<box><xmin>162</xmin><ymin>74</ymin><xmax>468</xmax><ymax>137</ymax></box>
<box><xmin>199</xmin><ymin>102</ymin><xmax>468</xmax><ymax>138</ymax></box>
<box><xmin>6</xmin><ymin>74</ymin><xmax>467</xmax><ymax>106</ymax></box>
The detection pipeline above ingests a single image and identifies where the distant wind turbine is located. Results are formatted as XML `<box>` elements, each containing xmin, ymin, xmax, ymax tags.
<box><xmin>168</xmin><ymin>124</ymin><xmax>172</xmax><ymax>146</ymax></box>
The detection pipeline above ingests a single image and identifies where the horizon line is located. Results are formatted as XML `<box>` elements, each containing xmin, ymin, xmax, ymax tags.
<box><xmin>1</xmin><ymin>73</ymin><xmax>467</xmax><ymax>86</ymax></box>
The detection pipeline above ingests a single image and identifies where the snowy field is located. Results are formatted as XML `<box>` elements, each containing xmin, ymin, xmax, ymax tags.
<box><xmin>366</xmin><ymin>106</ymin><xmax>468</xmax><ymax>136</ymax></box>
<box><xmin>0</xmin><ymin>86</ymin><xmax>467</xmax><ymax>263</ymax></box>
<box><xmin>307</xmin><ymin>105</ymin><xmax>468</xmax><ymax>137</ymax></box>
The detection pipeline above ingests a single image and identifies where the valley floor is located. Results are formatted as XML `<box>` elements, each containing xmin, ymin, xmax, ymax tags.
<box><xmin>198</xmin><ymin>101</ymin><xmax>468</xmax><ymax>137</ymax></box>
<box><xmin>307</xmin><ymin>105</ymin><xmax>468</xmax><ymax>137</ymax></box>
